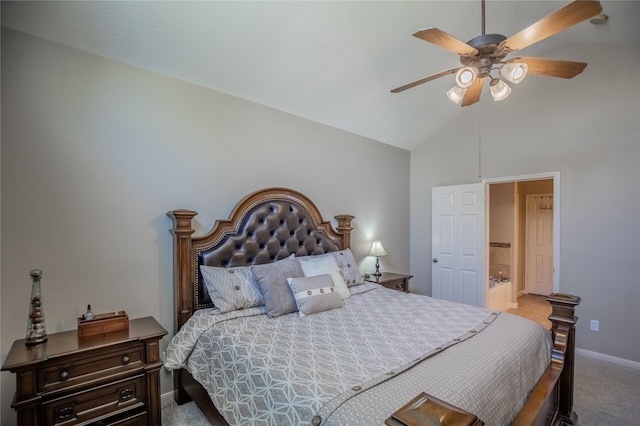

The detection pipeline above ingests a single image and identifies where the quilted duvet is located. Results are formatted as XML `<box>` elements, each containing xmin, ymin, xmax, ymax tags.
<box><xmin>165</xmin><ymin>283</ymin><xmax>551</xmax><ymax>425</ymax></box>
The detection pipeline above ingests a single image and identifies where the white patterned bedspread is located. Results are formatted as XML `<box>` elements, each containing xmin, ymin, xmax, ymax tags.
<box><xmin>165</xmin><ymin>283</ymin><xmax>551</xmax><ymax>425</ymax></box>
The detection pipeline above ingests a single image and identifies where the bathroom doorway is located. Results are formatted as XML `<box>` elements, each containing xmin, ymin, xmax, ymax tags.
<box><xmin>484</xmin><ymin>173</ymin><xmax>558</xmax><ymax>321</ymax></box>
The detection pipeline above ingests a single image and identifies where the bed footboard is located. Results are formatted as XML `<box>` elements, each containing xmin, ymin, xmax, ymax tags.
<box><xmin>512</xmin><ymin>293</ymin><xmax>581</xmax><ymax>426</ymax></box>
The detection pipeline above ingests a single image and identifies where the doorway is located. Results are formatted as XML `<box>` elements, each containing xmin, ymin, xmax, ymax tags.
<box><xmin>525</xmin><ymin>194</ymin><xmax>554</xmax><ymax>296</ymax></box>
<box><xmin>485</xmin><ymin>173</ymin><xmax>558</xmax><ymax>318</ymax></box>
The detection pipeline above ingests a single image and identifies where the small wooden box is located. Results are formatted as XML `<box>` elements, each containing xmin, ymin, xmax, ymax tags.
<box><xmin>77</xmin><ymin>311</ymin><xmax>129</xmax><ymax>338</ymax></box>
<box><xmin>385</xmin><ymin>392</ymin><xmax>483</xmax><ymax>426</ymax></box>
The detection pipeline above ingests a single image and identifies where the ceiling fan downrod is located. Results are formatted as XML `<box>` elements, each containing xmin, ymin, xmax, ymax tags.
<box><xmin>481</xmin><ymin>0</ymin><xmax>486</xmax><ymax>36</ymax></box>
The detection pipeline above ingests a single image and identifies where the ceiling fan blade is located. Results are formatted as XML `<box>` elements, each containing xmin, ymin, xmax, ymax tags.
<box><xmin>509</xmin><ymin>57</ymin><xmax>587</xmax><ymax>79</ymax></box>
<box><xmin>391</xmin><ymin>68</ymin><xmax>459</xmax><ymax>93</ymax></box>
<box><xmin>500</xmin><ymin>0</ymin><xmax>602</xmax><ymax>53</ymax></box>
<box><xmin>413</xmin><ymin>28</ymin><xmax>478</xmax><ymax>56</ymax></box>
<box><xmin>461</xmin><ymin>77</ymin><xmax>484</xmax><ymax>107</ymax></box>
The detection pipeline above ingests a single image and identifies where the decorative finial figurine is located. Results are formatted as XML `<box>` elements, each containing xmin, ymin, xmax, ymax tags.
<box><xmin>25</xmin><ymin>269</ymin><xmax>48</xmax><ymax>345</ymax></box>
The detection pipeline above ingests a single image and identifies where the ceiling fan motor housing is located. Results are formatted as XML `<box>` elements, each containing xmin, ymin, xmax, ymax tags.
<box><xmin>460</xmin><ymin>34</ymin><xmax>509</xmax><ymax>76</ymax></box>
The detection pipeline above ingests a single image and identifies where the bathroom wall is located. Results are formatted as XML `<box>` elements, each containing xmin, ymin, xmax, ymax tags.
<box><xmin>489</xmin><ymin>183</ymin><xmax>515</xmax><ymax>283</ymax></box>
<box><xmin>489</xmin><ymin>243</ymin><xmax>511</xmax><ymax>283</ymax></box>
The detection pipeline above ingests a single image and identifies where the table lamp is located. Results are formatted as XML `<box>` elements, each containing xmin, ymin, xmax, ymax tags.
<box><xmin>369</xmin><ymin>240</ymin><xmax>387</xmax><ymax>277</ymax></box>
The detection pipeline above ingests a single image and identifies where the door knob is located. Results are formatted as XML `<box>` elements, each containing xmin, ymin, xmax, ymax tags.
<box><xmin>432</xmin><ymin>258</ymin><xmax>438</xmax><ymax>263</ymax></box>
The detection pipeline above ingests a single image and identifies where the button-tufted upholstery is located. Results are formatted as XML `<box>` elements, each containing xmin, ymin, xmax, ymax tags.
<box><xmin>196</xmin><ymin>200</ymin><xmax>340</xmax><ymax>307</ymax></box>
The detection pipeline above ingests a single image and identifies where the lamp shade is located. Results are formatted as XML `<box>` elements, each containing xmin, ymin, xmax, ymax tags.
<box><xmin>369</xmin><ymin>241</ymin><xmax>387</xmax><ymax>257</ymax></box>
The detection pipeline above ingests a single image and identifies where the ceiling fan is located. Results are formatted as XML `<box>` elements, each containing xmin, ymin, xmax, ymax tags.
<box><xmin>391</xmin><ymin>0</ymin><xmax>603</xmax><ymax>106</ymax></box>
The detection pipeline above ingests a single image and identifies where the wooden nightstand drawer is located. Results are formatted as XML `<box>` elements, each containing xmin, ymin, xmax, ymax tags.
<box><xmin>43</xmin><ymin>374</ymin><xmax>146</xmax><ymax>426</ymax></box>
<box><xmin>107</xmin><ymin>412</ymin><xmax>148</xmax><ymax>426</ymax></box>
<box><xmin>41</xmin><ymin>342</ymin><xmax>145</xmax><ymax>394</ymax></box>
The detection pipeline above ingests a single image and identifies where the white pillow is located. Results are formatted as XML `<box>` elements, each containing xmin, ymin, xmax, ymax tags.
<box><xmin>287</xmin><ymin>274</ymin><xmax>343</xmax><ymax>317</ymax></box>
<box><xmin>297</xmin><ymin>254</ymin><xmax>350</xmax><ymax>299</ymax></box>
<box><xmin>200</xmin><ymin>265</ymin><xmax>264</xmax><ymax>313</ymax></box>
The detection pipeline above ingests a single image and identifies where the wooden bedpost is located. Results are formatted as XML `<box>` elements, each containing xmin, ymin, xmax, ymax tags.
<box><xmin>167</xmin><ymin>209</ymin><xmax>198</xmax><ymax>406</ymax></box>
<box><xmin>547</xmin><ymin>293</ymin><xmax>580</xmax><ymax>425</ymax></box>
<box><xmin>167</xmin><ymin>209</ymin><xmax>197</xmax><ymax>333</ymax></box>
<box><xmin>512</xmin><ymin>293</ymin><xmax>580</xmax><ymax>426</ymax></box>
<box><xmin>334</xmin><ymin>215</ymin><xmax>354</xmax><ymax>250</ymax></box>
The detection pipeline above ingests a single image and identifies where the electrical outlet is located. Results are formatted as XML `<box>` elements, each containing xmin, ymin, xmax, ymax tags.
<box><xmin>590</xmin><ymin>320</ymin><xmax>599</xmax><ymax>332</ymax></box>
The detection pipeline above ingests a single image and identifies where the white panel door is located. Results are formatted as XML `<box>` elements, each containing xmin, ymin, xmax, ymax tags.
<box><xmin>432</xmin><ymin>184</ymin><xmax>485</xmax><ymax>307</ymax></box>
<box><xmin>525</xmin><ymin>194</ymin><xmax>554</xmax><ymax>295</ymax></box>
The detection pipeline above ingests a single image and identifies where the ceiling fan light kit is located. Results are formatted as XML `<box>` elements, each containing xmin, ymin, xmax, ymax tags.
<box><xmin>489</xmin><ymin>78</ymin><xmax>512</xmax><ymax>101</ymax></box>
<box><xmin>391</xmin><ymin>0</ymin><xmax>603</xmax><ymax>107</ymax></box>
<box><xmin>499</xmin><ymin>62</ymin><xmax>528</xmax><ymax>84</ymax></box>
<box><xmin>447</xmin><ymin>85</ymin><xmax>467</xmax><ymax>104</ymax></box>
<box><xmin>455</xmin><ymin>67</ymin><xmax>478</xmax><ymax>88</ymax></box>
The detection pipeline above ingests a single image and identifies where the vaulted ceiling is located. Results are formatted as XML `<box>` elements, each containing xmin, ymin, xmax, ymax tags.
<box><xmin>3</xmin><ymin>1</ymin><xmax>639</xmax><ymax>150</ymax></box>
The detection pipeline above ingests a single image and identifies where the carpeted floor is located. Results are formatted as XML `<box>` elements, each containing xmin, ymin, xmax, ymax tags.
<box><xmin>574</xmin><ymin>354</ymin><xmax>640</xmax><ymax>426</ymax></box>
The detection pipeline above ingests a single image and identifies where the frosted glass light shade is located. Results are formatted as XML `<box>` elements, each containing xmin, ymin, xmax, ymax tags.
<box><xmin>455</xmin><ymin>67</ymin><xmax>478</xmax><ymax>88</ymax></box>
<box><xmin>490</xmin><ymin>78</ymin><xmax>511</xmax><ymax>101</ymax></box>
<box><xmin>369</xmin><ymin>241</ymin><xmax>387</xmax><ymax>257</ymax></box>
<box><xmin>447</xmin><ymin>85</ymin><xmax>466</xmax><ymax>104</ymax></box>
<box><xmin>500</xmin><ymin>62</ymin><xmax>528</xmax><ymax>84</ymax></box>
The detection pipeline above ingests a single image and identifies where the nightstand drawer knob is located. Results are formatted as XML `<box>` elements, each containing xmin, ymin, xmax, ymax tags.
<box><xmin>57</xmin><ymin>405</ymin><xmax>74</xmax><ymax>420</ymax></box>
<box><xmin>59</xmin><ymin>370</ymin><xmax>70</xmax><ymax>381</ymax></box>
<box><xmin>432</xmin><ymin>258</ymin><xmax>438</xmax><ymax>263</ymax></box>
<box><xmin>120</xmin><ymin>388</ymin><xmax>134</xmax><ymax>401</ymax></box>
<box><xmin>122</xmin><ymin>355</ymin><xmax>130</xmax><ymax>365</ymax></box>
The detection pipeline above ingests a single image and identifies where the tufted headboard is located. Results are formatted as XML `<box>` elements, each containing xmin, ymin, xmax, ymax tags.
<box><xmin>168</xmin><ymin>187</ymin><xmax>354</xmax><ymax>331</ymax></box>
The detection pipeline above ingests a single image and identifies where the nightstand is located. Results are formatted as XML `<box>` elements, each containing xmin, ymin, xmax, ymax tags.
<box><xmin>365</xmin><ymin>272</ymin><xmax>413</xmax><ymax>293</ymax></box>
<box><xmin>2</xmin><ymin>316</ymin><xmax>167</xmax><ymax>426</ymax></box>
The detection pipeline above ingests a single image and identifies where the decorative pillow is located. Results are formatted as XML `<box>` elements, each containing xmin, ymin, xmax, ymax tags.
<box><xmin>287</xmin><ymin>274</ymin><xmax>344</xmax><ymax>317</ymax></box>
<box><xmin>331</xmin><ymin>248</ymin><xmax>364</xmax><ymax>287</ymax></box>
<box><xmin>297</xmin><ymin>254</ymin><xmax>350</xmax><ymax>299</ymax></box>
<box><xmin>200</xmin><ymin>265</ymin><xmax>264</xmax><ymax>314</ymax></box>
<box><xmin>251</xmin><ymin>256</ymin><xmax>305</xmax><ymax>318</ymax></box>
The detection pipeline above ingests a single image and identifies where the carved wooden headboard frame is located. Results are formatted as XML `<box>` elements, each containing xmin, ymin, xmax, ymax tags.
<box><xmin>168</xmin><ymin>187</ymin><xmax>354</xmax><ymax>332</ymax></box>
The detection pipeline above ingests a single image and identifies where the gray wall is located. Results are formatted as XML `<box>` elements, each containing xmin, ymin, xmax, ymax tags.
<box><xmin>1</xmin><ymin>28</ymin><xmax>410</xmax><ymax>423</ymax></box>
<box><xmin>410</xmin><ymin>43</ymin><xmax>640</xmax><ymax>363</ymax></box>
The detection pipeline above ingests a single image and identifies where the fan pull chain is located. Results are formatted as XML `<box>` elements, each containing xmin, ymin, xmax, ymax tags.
<box><xmin>478</xmin><ymin>137</ymin><xmax>482</xmax><ymax>178</ymax></box>
<box><xmin>477</xmin><ymin>105</ymin><xmax>482</xmax><ymax>178</ymax></box>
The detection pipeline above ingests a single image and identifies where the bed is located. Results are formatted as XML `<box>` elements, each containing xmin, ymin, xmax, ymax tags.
<box><xmin>166</xmin><ymin>187</ymin><xmax>580</xmax><ymax>426</ymax></box>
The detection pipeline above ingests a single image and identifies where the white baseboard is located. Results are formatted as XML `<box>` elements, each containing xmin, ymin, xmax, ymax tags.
<box><xmin>576</xmin><ymin>347</ymin><xmax>640</xmax><ymax>370</ymax></box>
<box><xmin>161</xmin><ymin>390</ymin><xmax>176</xmax><ymax>408</ymax></box>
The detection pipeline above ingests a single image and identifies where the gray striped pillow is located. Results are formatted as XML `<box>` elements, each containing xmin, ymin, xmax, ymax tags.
<box><xmin>287</xmin><ymin>274</ymin><xmax>344</xmax><ymax>317</ymax></box>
